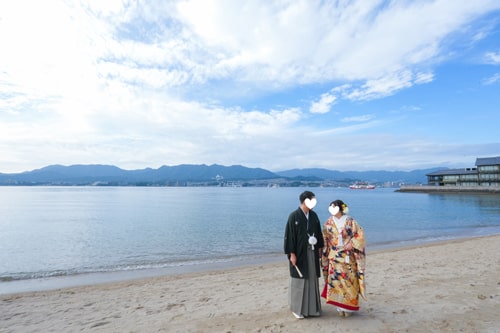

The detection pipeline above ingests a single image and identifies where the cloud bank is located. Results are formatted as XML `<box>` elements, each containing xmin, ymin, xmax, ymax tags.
<box><xmin>0</xmin><ymin>0</ymin><xmax>499</xmax><ymax>172</ymax></box>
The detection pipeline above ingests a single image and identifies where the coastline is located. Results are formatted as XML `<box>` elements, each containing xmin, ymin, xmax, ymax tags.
<box><xmin>2</xmin><ymin>232</ymin><xmax>497</xmax><ymax>296</ymax></box>
<box><xmin>0</xmin><ymin>253</ymin><xmax>285</xmax><ymax>295</ymax></box>
<box><xmin>1</xmin><ymin>235</ymin><xmax>499</xmax><ymax>332</ymax></box>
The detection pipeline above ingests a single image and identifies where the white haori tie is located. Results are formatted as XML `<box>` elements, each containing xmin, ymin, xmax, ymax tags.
<box><xmin>308</xmin><ymin>233</ymin><xmax>317</xmax><ymax>250</ymax></box>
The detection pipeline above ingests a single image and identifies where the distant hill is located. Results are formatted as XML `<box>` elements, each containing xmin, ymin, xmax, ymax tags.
<box><xmin>275</xmin><ymin>168</ymin><xmax>445</xmax><ymax>184</ymax></box>
<box><xmin>0</xmin><ymin>164</ymin><xmax>444</xmax><ymax>186</ymax></box>
<box><xmin>0</xmin><ymin>164</ymin><xmax>278</xmax><ymax>186</ymax></box>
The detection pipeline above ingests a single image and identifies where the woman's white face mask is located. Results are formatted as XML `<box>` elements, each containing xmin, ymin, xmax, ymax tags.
<box><xmin>304</xmin><ymin>197</ymin><xmax>317</xmax><ymax>209</ymax></box>
<box><xmin>329</xmin><ymin>205</ymin><xmax>340</xmax><ymax>216</ymax></box>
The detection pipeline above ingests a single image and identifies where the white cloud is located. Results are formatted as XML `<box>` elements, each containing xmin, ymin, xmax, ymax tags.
<box><xmin>309</xmin><ymin>93</ymin><xmax>336</xmax><ymax>114</ymax></box>
<box><xmin>343</xmin><ymin>71</ymin><xmax>414</xmax><ymax>101</ymax></box>
<box><xmin>0</xmin><ymin>1</ymin><xmax>500</xmax><ymax>173</ymax></box>
<box><xmin>341</xmin><ymin>115</ymin><xmax>374</xmax><ymax>123</ymax></box>
<box><xmin>1</xmin><ymin>0</ymin><xmax>494</xmax><ymax>99</ymax></box>
<box><xmin>482</xmin><ymin>73</ymin><xmax>500</xmax><ymax>85</ymax></box>
<box><xmin>159</xmin><ymin>0</ymin><xmax>500</xmax><ymax>87</ymax></box>
<box><xmin>484</xmin><ymin>51</ymin><xmax>500</xmax><ymax>64</ymax></box>
<box><xmin>414</xmin><ymin>72</ymin><xmax>434</xmax><ymax>84</ymax></box>
<box><xmin>326</xmin><ymin>69</ymin><xmax>435</xmax><ymax>102</ymax></box>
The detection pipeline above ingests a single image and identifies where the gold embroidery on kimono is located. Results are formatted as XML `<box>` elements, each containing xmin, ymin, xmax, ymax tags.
<box><xmin>321</xmin><ymin>215</ymin><xmax>366</xmax><ymax>311</ymax></box>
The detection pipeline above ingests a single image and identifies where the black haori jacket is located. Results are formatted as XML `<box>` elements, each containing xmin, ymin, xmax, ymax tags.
<box><xmin>284</xmin><ymin>207</ymin><xmax>324</xmax><ymax>279</ymax></box>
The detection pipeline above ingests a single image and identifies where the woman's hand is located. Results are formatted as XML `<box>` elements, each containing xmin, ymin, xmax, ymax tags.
<box><xmin>290</xmin><ymin>253</ymin><xmax>297</xmax><ymax>266</ymax></box>
<box><xmin>344</xmin><ymin>241</ymin><xmax>353</xmax><ymax>251</ymax></box>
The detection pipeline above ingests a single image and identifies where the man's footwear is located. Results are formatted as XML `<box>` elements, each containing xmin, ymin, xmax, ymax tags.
<box><xmin>292</xmin><ymin>312</ymin><xmax>304</xmax><ymax>319</ymax></box>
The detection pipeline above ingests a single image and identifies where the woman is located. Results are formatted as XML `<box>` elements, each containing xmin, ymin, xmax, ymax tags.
<box><xmin>321</xmin><ymin>199</ymin><xmax>366</xmax><ymax>317</ymax></box>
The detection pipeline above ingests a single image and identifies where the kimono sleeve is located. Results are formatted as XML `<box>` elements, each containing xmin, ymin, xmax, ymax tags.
<box><xmin>349</xmin><ymin>218</ymin><xmax>365</xmax><ymax>251</ymax></box>
<box><xmin>283</xmin><ymin>212</ymin><xmax>297</xmax><ymax>255</ymax></box>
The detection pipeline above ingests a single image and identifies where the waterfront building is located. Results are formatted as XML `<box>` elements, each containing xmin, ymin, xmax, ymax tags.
<box><xmin>426</xmin><ymin>156</ymin><xmax>500</xmax><ymax>187</ymax></box>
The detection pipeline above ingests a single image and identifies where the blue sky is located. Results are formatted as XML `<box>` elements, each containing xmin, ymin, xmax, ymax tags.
<box><xmin>1</xmin><ymin>1</ymin><xmax>499</xmax><ymax>173</ymax></box>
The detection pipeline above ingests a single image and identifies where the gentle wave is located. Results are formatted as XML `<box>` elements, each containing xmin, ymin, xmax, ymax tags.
<box><xmin>4</xmin><ymin>230</ymin><xmax>500</xmax><ymax>283</ymax></box>
<box><xmin>0</xmin><ymin>253</ymin><xmax>283</xmax><ymax>282</ymax></box>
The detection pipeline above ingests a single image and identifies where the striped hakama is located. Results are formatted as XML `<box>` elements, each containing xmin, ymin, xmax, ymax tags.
<box><xmin>289</xmin><ymin>246</ymin><xmax>321</xmax><ymax>317</ymax></box>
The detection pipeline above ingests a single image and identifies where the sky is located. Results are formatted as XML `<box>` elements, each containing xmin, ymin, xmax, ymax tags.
<box><xmin>1</xmin><ymin>0</ymin><xmax>500</xmax><ymax>174</ymax></box>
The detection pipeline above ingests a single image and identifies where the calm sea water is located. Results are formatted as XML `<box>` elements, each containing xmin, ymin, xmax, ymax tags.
<box><xmin>1</xmin><ymin>186</ymin><xmax>499</xmax><ymax>294</ymax></box>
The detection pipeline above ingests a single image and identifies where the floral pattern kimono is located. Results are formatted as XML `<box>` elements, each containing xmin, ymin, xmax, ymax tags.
<box><xmin>321</xmin><ymin>215</ymin><xmax>366</xmax><ymax>311</ymax></box>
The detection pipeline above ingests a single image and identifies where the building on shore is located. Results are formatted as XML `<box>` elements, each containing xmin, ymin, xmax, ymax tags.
<box><xmin>426</xmin><ymin>156</ymin><xmax>500</xmax><ymax>187</ymax></box>
<box><xmin>398</xmin><ymin>156</ymin><xmax>500</xmax><ymax>193</ymax></box>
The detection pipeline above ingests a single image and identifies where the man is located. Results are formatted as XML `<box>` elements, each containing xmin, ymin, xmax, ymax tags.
<box><xmin>284</xmin><ymin>190</ymin><xmax>324</xmax><ymax>319</ymax></box>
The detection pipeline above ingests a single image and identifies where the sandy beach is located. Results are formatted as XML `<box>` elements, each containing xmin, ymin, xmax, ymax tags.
<box><xmin>1</xmin><ymin>235</ymin><xmax>499</xmax><ymax>333</ymax></box>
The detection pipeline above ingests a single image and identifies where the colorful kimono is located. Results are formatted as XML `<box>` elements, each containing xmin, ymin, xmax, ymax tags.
<box><xmin>321</xmin><ymin>215</ymin><xmax>366</xmax><ymax>312</ymax></box>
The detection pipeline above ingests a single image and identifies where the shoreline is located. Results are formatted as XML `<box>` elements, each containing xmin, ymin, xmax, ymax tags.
<box><xmin>0</xmin><ymin>253</ymin><xmax>285</xmax><ymax>296</ymax></box>
<box><xmin>2</xmin><ymin>233</ymin><xmax>498</xmax><ymax>296</ymax></box>
<box><xmin>1</xmin><ymin>235</ymin><xmax>499</xmax><ymax>332</ymax></box>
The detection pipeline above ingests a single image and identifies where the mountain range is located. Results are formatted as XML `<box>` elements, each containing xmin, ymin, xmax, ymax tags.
<box><xmin>0</xmin><ymin>164</ymin><xmax>443</xmax><ymax>186</ymax></box>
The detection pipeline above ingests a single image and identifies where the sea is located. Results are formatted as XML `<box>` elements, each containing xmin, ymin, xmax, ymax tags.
<box><xmin>1</xmin><ymin>186</ymin><xmax>499</xmax><ymax>294</ymax></box>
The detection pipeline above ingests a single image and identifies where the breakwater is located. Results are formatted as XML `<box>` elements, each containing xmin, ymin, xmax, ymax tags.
<box><xmin>397</xmin><ymin>185</ymin><xmax>500</xmax><ymax>194</ymax></box>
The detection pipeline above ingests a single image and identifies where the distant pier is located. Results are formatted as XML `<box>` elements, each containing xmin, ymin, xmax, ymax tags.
<box><xmin>397</xmin><ymin>185</ymin><xmax>500</xmax><ymax>194</ymax></box>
